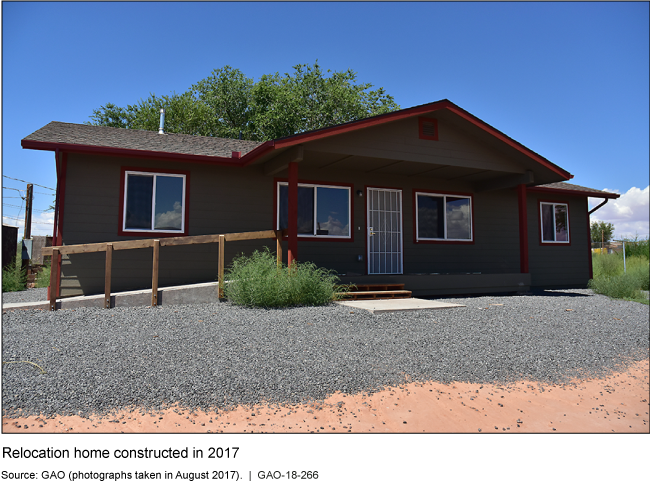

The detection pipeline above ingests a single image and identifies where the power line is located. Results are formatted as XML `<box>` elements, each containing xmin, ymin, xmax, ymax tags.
<box><xmin>3</xmin><ymin>175</ymin><xmax>55</xmax><ymax>191</ymax></box>
<box><xmin>3</xmin><ymin>203</ymin><xmax>53</xmax><ymax>213</ymax></box>
<box><xmin>2</xmin><ymin>216</ymin><xmax>53</xmax><ymax>225</ymax></box>
<box><xmin>34</xmin><ymin>191</ymin><xmax>56</xmax><ymax>196</ymax></box>
<box><xmin>3</xmin><ymin>186</ymin><xmax>25</xmax><ymax>193</ymax></box>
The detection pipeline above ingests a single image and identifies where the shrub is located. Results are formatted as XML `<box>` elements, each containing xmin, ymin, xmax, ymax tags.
<box><xmin>2</xmin><ymin>256</ymin><xmax>26</xmax><ymax>293</ymax></box>
<box><xmin>592</xmin><ymin>252</ymin><xmax>623</xmax><ymax>279</ymax></box>
<box><xmin>623</xmin><ymin>237</ymin><xmax>649</xmax><ymax>259</ymax></box>
<box><xmin>590</xmin><ymin>252</ymin><xmax>649</xmax><ymax>304</ymax></box>
<box><xmin>223</xmin><ymin>248</ymin><xmax>349</xmax><ymax>308</ymax></box>
<box><xmin>35</xmin><ymin>263</ymin><xmax>51</xmax><ymax>288</ymax></box>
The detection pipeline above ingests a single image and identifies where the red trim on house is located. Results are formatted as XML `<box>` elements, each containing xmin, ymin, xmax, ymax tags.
<box><xmin>239</xmin><ymin>141</ymin><xmax>275</xmax><ymax>166</ymax></box>
<box><xmin>287</xmin><ymin>162</ymin><xmax>299</xmax><ymax>265</ymax></box>
<box><xmin>517</xmin><ymin>184</ymin><xmax>529</xmax><ymax>273</ymax></box>
<box><xmin>537</xmin><ymin>199</ymin><xmax>572</xmax><ymax>246</ymax></box>
<box><xmin>117</xmin><ymin>167</ymin><xmax>191</xmax><ymax>238</ymax></box>
<box><xmin>418</xmin><ymin>117</ymin><xmax>439</xmax><ymax>141</ymax></box>
<box><xmin>586</xmin><ymin>204</ymin><xmax>593</xmax><ymax>280</ymax></box>
<box><xmin>55</xmin><ymin>152</ymin><xmax>68</xmax><ymax>298</ymax></box>
<box><xmin>412</xmin><ymin>189</ymin><xmax>475</xmax><ymax>245</ymax></box>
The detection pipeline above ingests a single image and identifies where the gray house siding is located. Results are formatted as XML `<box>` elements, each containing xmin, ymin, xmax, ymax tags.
<box><xmin>59</xmin><ymin>153</ymin><xmax>278</xmax><ymax>296</ymax></box>
<box><xmin>526</xmin><ymin>191</ymin><xmax>590</xmax><ymax>288</ymax></box>
<box><xmin>271</xmin><ymin>165</ymin><xmax>522</xmax><ymax>278</ymax></box>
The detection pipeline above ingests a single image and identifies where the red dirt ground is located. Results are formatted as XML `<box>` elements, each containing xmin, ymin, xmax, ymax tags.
<box><xmin>3</xmin><ymin>359</ymin><xmax>648</xmax><ymax>434</ymax></box>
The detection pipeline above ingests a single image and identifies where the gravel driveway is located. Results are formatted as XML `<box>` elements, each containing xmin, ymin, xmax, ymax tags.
<box><xmin>2</xmin><ymin>289</ymin><xmax>648</xmax><ymax>418</ymax></box>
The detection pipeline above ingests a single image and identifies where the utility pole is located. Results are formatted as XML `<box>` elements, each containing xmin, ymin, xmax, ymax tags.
<box><xmin>21</xmin><ymin>184</ymin><xmax>34</xmax><ymax>284</ymax></box>
<box><xmin>24</xmin><ymin>183</ymin><xmax>33</xmax><ymax>239</ymax></box>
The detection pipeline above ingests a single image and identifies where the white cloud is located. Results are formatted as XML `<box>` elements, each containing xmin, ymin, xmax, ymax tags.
<box><xmin>589</xmin><ymin>186</ymin><xmax>649</xmax><ymax>239</ymax></box>
<box><xmin>2</xmin><ymin>211</ymin><xmax>54</xmax><ymax>239</ymax></box>
<box><xmin>154</xmin><ymin>201</ymin><xmax>183</xmax><ymax>231</ymax></box>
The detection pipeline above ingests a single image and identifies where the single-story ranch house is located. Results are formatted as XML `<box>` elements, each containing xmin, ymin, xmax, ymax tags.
<box><xmin>22</xmin><ymin>99</ymin><xmax>618</xmax><ymax>298</ymax></box>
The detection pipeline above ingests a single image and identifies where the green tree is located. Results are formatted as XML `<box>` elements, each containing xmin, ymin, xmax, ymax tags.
<box><xmin>89</xmin><ymin>92</ymin><xmax>214</xmax><ymax>137</ymax></box>
<box><xmin>88</xmin><ymin>62</ymin><xmax>400</xmax><ymax>141</ymax></box>
<box><xmin>591</xmin><ymin>221</ymin><xmax>615</xmax><ymax>243</ymax></box>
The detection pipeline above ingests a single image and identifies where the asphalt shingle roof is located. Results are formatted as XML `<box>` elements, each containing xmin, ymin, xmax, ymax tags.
<box><xmin>22</xmin><ymin>121</ymin><xmax>264</xmax><ymax>158</ymax></box>
<box><xmin>536</xmin><ymin>182</ymin><xmax>619</xmax><ymax>198</ymax></box>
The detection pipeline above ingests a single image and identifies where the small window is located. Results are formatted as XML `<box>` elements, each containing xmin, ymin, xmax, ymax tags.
<box><xmin>123</xmin><ymin>170</ymin><xmax>186</xmax><ymax>233</ymax></box>
<box><xmin>277</xmin><ymin>182</ymin><xmax>351</xmax><ymax>238</ymax></box>
<box><xmin>419</xmin><ymin>117</ymin><xmax>438</xmax><ymax>141</ymax></box>
<box><xmin>540</xmin><ymin>202</ymin><xmax>569</xmax><ymax>243</ymax></box>
<box><xmin>416</xmin><ymin>192</ymin><xmax>472</xmax><ymax>241</ymax></box>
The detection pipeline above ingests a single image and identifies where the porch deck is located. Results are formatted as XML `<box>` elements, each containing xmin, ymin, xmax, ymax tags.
<box><xmin>338</xmin><ymin>273</ymin><xmax>531</xmax><ymax>297</ymax></box>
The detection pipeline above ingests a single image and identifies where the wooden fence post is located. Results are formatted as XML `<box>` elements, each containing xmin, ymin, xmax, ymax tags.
<box><xmin>49</xmin><ymin>248</ymin><xmax>59</xmax><ymax>311</ymax></box>
<box><xmin>275</xmin><ymin>230</ymin><xmax>282</xmax><ymax>268</ymax></box>
<box><xmin>104</xmin><ymin>243</ymin><xmax>113</xmax><ymax>309</ymax></box>
<box><xmin>218</xmin><ymin>235</ymin><xmax>225</xmax><ymax>299</ymax></box>
<box><xmin>151</xmin><ymin>240</ymin><xmax>160</xmax><ymax>306</ymax></box>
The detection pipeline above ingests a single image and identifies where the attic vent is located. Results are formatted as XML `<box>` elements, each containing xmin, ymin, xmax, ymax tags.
<box><xmin>418</xmin><ymin>117</ymin><xmax>438</xmax><ymax>141</ymax></box>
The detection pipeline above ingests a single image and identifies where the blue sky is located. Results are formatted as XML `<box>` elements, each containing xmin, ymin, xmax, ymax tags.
<box><xmin>2</xmin><ymin>1</ymin><xmax>648</xmax><ymax>239</ymax></box>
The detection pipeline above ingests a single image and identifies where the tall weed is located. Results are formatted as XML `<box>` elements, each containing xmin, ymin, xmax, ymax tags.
<box><xmin>590</xmin><ymin>252</ymin><xmax>649</xmax><ymax>304</ymax></box>
<box><xmin>223</xmin><ymin>248</ymin><xmax>348</xmax><ymax>308</ymax></box>
<box><xmin>623</xmin><ymin>237</ymin><xmax>649</xmax><ymax>259</ymax></box>
<box><xmin>35</xmin><ymin>264</ymin><xmax>51</xmax><ymax>288</ymax></box>
<box><xmin>2</xmin><ymin>256</ymin><xmax>26</xmax><ymax>292</ymax></box>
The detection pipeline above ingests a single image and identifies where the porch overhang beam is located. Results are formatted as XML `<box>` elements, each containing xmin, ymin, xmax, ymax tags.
<box><xmin>474</xmin><ymin>170</ymin><xmax>534</xmax><ymax>193</ymax></box>
<box><xmin>263</xmin><ymin>145</ymin><xmax>304</xmax><ymax>176</ymax></box>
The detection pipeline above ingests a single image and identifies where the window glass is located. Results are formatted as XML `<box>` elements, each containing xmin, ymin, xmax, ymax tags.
<box><xmin>541</xmin><ymin>204</ymin><xmax>555</xmax><ymax>241</ymax></box>
<box><xmin>316</xmin><ymin>187</ymin><xmax>349</xmax><ymax>236</ymax></box>
<box><xmin>279</xmin><ymin>185</ymin><xmax>314</xmax><ymax>234</ymax></box>
<box><xmin>417</xmin><ymin>195</ymin><xmax>444</xmax><ymax>239</ymax></box>
<box><xmin>125</xmin><ymin>175</ymin><xmax>153</xmax><ymax>229</ymax></box>
<box><xmin>554</xmin><ymin>204</ymin><xmax>568</xmax><ymax>242</ymax></box>
<box><xmin>154</xmin><ymin>176</ymin><xmax>184</xmax><ymax>230</ymax></box>
<box><xmin>446</xmin><ymin>197</ymin><xmax>471</xmax><ymax>239</ymax></box>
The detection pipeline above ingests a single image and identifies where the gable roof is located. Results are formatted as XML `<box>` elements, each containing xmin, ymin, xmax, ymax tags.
<box><xmin>22</xmin><ymin>100</ymin><xmax>571</xmax><ymax>179</ymax></box>
<box><xmin>271</xmin><ymin>99</ymin><xmax>571</xmax><ymax>179</ymax></box>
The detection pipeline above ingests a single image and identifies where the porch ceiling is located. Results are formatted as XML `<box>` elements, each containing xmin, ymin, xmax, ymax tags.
<box><xmin>299</xmin><ymin>149</ymin><xmax>519</xmax><ymax>184</ymax></box>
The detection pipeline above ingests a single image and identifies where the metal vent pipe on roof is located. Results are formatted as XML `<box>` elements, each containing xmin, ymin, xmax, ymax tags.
<box><xmin>158</xmin><ymin>108</ymin><xmax>165</xmax><ymax>134</ymax></box>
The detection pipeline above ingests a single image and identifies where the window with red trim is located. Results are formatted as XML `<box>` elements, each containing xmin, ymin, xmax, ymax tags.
<box><xmin>415</xmin><ymin>192</ymin><xmax>473</xmax><ymax>241</ymax></box>
<box><xmin>122</xmin><ymin>170</ymin><xmax>187</xmax><ymax>234</ymax></box>
<box><xmin>540</xmin><ymin>202</ymin><xmax>569</xmax><ymax>243</ymax></box>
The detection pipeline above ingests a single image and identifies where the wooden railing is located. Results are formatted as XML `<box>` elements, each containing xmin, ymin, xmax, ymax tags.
<box><xmin>42</xmin><ymin>229</ymin><xmax>286</xmax><ymax>311</ymax></box>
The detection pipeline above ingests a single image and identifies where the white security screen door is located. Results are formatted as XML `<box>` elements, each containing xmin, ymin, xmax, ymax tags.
<box><xmin>367</xmin><ymin>188</ymin><xmax>403</xmax><ymax>274</ymax></box>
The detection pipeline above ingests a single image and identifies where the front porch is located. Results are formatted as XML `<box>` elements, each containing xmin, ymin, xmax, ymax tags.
<box><xmin>338</xmin><ymin>273</ymin><xmax>531</xmax><ymax>297</ymax></box>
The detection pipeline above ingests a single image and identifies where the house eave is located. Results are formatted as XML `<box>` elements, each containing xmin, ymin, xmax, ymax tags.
<box><xmin>21</xmin><ymin>138</ymin><xmax>275</xmax><ymax>167</ymax></box>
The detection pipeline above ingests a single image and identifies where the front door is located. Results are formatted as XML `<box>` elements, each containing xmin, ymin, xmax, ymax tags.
<box><xmin>367</xmin><ymin>187</ymin><xmax>403</xmax><ymax>274</ymax></box>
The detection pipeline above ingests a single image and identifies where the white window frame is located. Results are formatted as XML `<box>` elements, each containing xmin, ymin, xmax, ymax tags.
<box><xmin>276</xmin><ymin>182</ymin><xmax>352</xmax><ymax>239</ymax></box>
<box><xmin>415</xmin><ymin>192</ymin><xmax>473</xmax><ymax>242</ymax></box>
<box><xmin>122</xmin><ymin>170</ymin><xmax>187</xmax><ymax>233</ymax></box>
<box><xmin>540</xmin><ymin>202</ymin><xmax>570</xmax><ymax>244</ymax></box>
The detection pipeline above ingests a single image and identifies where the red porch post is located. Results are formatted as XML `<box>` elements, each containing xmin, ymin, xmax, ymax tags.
<box><xmin>517</xmin><ymin>184</ymin><xmax>529</xmax><ymax>273</ymax></box>
<box><xmin>287</xmin><ymin>161</ymin><xmax>299</xmax><ymax>267</ymax></box>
